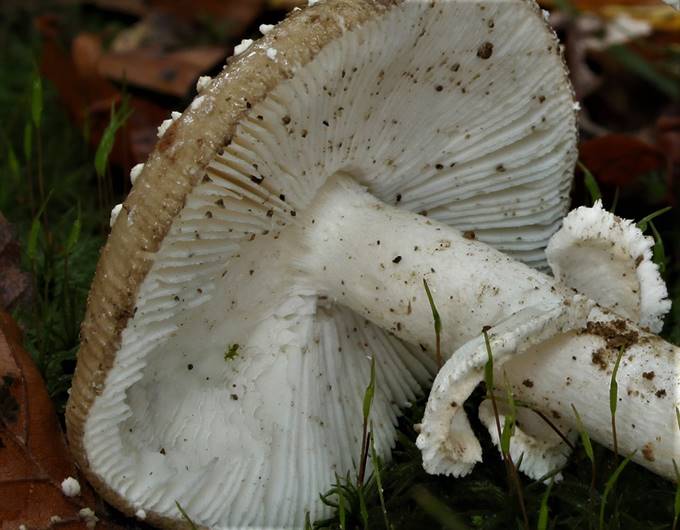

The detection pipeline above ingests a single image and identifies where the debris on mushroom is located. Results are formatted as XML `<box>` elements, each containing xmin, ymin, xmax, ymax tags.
<box><xmin>129</xmin><ymin>163</ymin><xmax>144</xmax><ymax>185</ymax></box>
<box><xmin>67</xmin><ymin>0</ymin><xmax>591</xmax><ymax>526</ymax></box>
<box><xmin>61</xmin><ymin>476</ymin><xmax>81</xmax><ymax>497</ymax></box>
<box><xmin>108</xmin><ymin>204</ymin><xmax>122</xmax><ymax>227</ymax></box>
<box><xmin>156</xmin><ymin>111</ymin><xmax>181</xmax><ymax>139</ymax></box>
<box><xmin>547</xmin><ymin>200</ymin><xmax>670</xmax><ymax>332</ymax></box>
<box><xmin>234</xmin><ymin>38</ymin><xmax>253</xmax><ymax>55</ymax></box>
<box><xmin>196</xmin><ymin>75</ymin><xmax>212</xmax><ymax>93</ymax></box>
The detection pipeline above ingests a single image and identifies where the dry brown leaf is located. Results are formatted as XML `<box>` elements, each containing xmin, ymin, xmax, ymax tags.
<box><xmin>0</xmin><ymin>213</ymin><xmax>32</xmax><ymax>311</ymax></box>
<box><xmin>0</xmin><ymin>312</ymin><xmax>111</xmax><ymax>529</ymax></box>
<box><xmin>579</xmin><ymin>134</ymin><xmax>667</xmax><ymax>187</ymax></box>
<box><xmin>98</xmin><ymin>45</ymin><xmax>227</xmax><ymax>98</ymax></box>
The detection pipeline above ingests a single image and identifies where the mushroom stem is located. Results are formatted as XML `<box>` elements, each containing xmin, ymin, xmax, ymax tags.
<box><xmin>298</xmin><ymin>176</ymin><xmax>566</xmax><ymax>357</ymax></box>
<box><xmin>298</xmin><ymin>177</ymin><xmax>678</xmax><ymax>478</ymax></box>
<box><xmin>500</xmin><ymin>307</ymin><xmax>679</xmax><ymax>480</ymax></box>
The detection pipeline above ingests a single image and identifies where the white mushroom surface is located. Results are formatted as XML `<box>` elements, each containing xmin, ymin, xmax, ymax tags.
<box><xmin>68</xmin><ymin>0</ymin><xmax>591</xmax><ymax>527</ymax></box>
<box><xmin>547</xmin><ymin>200</ymin><xmax>670</xmax><ymax>332</ymax></box>
<box><xmin>417</xmin><ymin>205</ymin><xmax>676</xmax><ymax>483</ymax></box>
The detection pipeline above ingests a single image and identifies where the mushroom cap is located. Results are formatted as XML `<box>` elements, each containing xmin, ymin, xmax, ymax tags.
<box><xmin>546</xmin><ymin>200</ymin><xmax>671</xmax><ymax>332</ymax></box>
<box><xmin>67</xmin><ymin>0</ymin><xmax>577</xmax><ymax>526</ymax></box>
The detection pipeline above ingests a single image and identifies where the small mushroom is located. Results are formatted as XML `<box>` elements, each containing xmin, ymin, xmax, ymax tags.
<box><xmin>417</xmin><ymin>206</ymin><xmax>675</xmax><ymax>482</ymax></box>
<box><xmin>67</xmin><ymin>0</ymin><xmax>599</xmax><ymax>526</ymax></box>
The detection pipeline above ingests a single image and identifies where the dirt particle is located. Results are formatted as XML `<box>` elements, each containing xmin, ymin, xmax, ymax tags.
<box><xmin>585</xmin><ymin>319</ymin><xmax>638</xmax><ymax>350</ymax></box>
<box><xmin>477</xmin><ymin>42</ymin><xmax>494</xmax><ymax>59</ymax></box>
<box><xmin>655</xmin><ymin>389</ymin><xmax>667</xmax><ymax>398</ymax></box>
<box><xmin>463</xmin><ymin>230</ymin><xmax>476</xmax><ymax>240</ymax></box>
<box><xmin>642</xmin><ymin>371</ymin><xmax>655</xmax><ymax>380</ymax></box>
<box><xmin>591</xmin><ymin>348</ymin><xmax>608</xmax><ymax>371</ymax></box>
<box><xmin>522</xmin><ymin>379</ymin><xmax>534</xmax><ymax>388</ymax></box>
<box><xmin>282</xmin><ymin>116</ymin><xmax>291</xmax><ymax>125</ymax></box>
<box><xmin>392</xmin><ymin>256</ymin><xmax>402</xmax><ymax>264</ymax></box>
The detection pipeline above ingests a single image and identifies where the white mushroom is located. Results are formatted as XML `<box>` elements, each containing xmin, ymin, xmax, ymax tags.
<box><xmin>418</xmin><ymin>204</ymin><xmax>675</xmax><ymax>482</ymax></box>
<box><xmin>64</xmin><ymin>0</ymin><xmax>676</xmax><ymax>528</ymax></box>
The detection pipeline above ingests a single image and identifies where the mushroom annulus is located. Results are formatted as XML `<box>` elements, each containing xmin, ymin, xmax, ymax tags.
<box><xmin>66</xmin><ymin>0</ymin><xmax>678</xmax><ymax>527</ymax></box>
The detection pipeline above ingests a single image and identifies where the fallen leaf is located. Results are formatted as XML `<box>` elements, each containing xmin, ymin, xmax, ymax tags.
<box><xmin>0</xmin><ymin>213</ymin><xmax>32</xmax><ymax>311</ymax></box>
<box><xmin>0</xmin><ymin>312</ymin><xmax>108</xmax><ymax>529</ymax></box>
<box><xmin>98</xmin><ymin>45</ymin><xmax>227</xmax><ymax>98</ymax></box>
<box><xmin>579</xmin><ymin>134</ymin><xmax>666</xmax><ymax>187</ymax></box>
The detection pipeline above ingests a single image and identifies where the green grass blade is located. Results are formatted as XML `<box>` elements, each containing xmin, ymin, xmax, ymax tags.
<box><xmin>649</xmin><ymin>221</ymin><xmax>667</xmax><ymax>274</ymax></box>
<box><xmin>370</xmin><ymin>424</ymin><xmax>392</xmax><ymax>530</ymax></box>
<box><xmin>175</xmin><ymin>501</ymin><xmax>198</xmax><ymax>530</ymax></box>
<box><xmin>500</xmin><ymin>374</ymin><xmax>517</xmax><ymax>456</ymax></box>
<box><xmin>27</xmin><ymin>218</ymin><xmax>41</xmax><ymax>262</ymax></box>
<box><xmin>339</xmin><ymin>488</ymin><xmax>347</xmax><ymax>530</ymax></box>
<box><xmin>359</xmin><ymin>485</ymin><xmax>369</xmax><ymax>530</ymax></box>
<box><xmin>608</xmin><ymin>44</ymin><xmax>680</xmax><ymax>100</ymax></box>
<box><xmin>363</xmin><ymin>357</ymin><xmax>376</xmax><ymax>422</ymax></box>
<box><xmin>95</xmin><ymin>100</ymin><xmax>132</xmax><ymax>178</ymax></box>
<box><xmin>7</xmin><ymin>144</ymin><xmax>19</xmax><ymax>181</ymax></box>
<box><xmin>609</xmin><ymin>347</ymin><xmax>624</xmax><ymax>419</ymax></box>
<box><xmin>412</xmin><ymin>486</ymin><xmax>470</xmax><ymax>530</ymax></box>
<box><xmin>638</xmin><ymin>206</ymin><xmax>672</xmax><ymax>233</ymax></box>
<box><xmin>538</xmin><ymin>479</ymin><xmax>554</xmax><ymax>530</ymax></box>
<box><xmin>23</xmin><ymin>122</ymin><xmax>32</xmax><ymax>161</ymax></box>
<box><xmin>64</xmin><ymin>215</ymin><xmax>81</xmax><ymax>255</ymax></box>
<box><xmin>571</xmin><ymin>404</ymin><xmax>594</xmax><ymax>464</ymax></box>
<box><xmin>599</xmin><ymin>452</ymin><xmax>635</xmax><ymax>530</ymax></box>
<box><xmin>578</xmin><ymin>161</ymin><xmax>601</xmax><ymax>205</ymax></box>
<box><xmin>423</xmin><ymin>279</ymin><xmax>441</xmax><ymax>335</ymax></box>
<box><xmin>31</xmin><ymin>72</ymin><xmax>43</xmax><ymax>130</ymax></box>
<box><xmin>483</xmin><ymin>328</ymin><xmax>494</xmax><ymax>393</ymax></box>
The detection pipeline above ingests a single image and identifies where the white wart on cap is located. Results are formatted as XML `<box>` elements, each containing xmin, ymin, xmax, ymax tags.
<box><xmin>67</xmin><ymin>0</ymin><xmax>577</xmax><ymax>527</ymax></box>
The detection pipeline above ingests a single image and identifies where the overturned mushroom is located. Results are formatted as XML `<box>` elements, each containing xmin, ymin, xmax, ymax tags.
<box><xmin>68</xmin><ymin>0</ymin><xmax>592</xmax><ymax>526</ymax></box>
<box><xmin>418</xmin><ymin>205</ymin><xmax>677</xmax><ymax>482</ymax></box>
